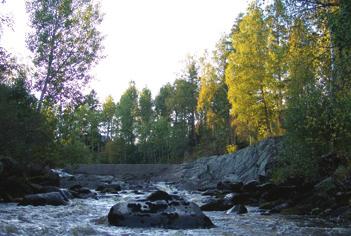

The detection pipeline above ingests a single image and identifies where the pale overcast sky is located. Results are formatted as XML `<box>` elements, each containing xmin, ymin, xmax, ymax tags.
<box><xmin>0</xmin><ymin>0</ymin><xmax>248</xmax><ymax>102</ymax></box>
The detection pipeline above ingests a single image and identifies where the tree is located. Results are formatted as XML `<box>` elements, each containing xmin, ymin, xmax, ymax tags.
<box><xmin>225</xmin><ymin>4</ymin><xmax>279</xmax><ymax>143</ymax></box>
<box><xmin>0</xmin><ymin>78</ymin><xmax>55</xmax><ymax>164</ymax></box>
<box><xmin>0</xmin><ymin>0</ymin><xmax>12</xmax><ymax>35</ymax></box>
<box><xmin>135</xmin><ymin>87</ymin><xmax>153</xmax><ymax>162</ymax></box>
<box><xmin>102</xmin><ymin>95</ymin><xmax>116</xmax><ymax>140</ymax></box>
<box><xmin>266</xmin><ymin>0</ymin><xmax>289</xmax><ymax>135</ymax></box>
<box><xmin>168</xmin><ymin>57</ymin><xmax>199</xmax><ymax>150</ymax></box>
<box><xmin>138</xmin><ymin>87</ymin><xmax>153</xmax><ymax>144</ymax></box>
<box><xmin>116</xmin><ymin>81</ymin><xmax>138</xmax><ymax>146</ymax></box>
<box><xmin>197</xmin><ymin>40</ymin><xmax>233</xmax><ymax>155</ymax></box>
<box><xmin>182</xmin><ymin>58</ymin><xmax>200</xmax><ymax>148</ymax></box>
<box><xmin>155</xmin><ymin>83</ymin><xmax>174</xmax><ymax>120</ymax></box>
<box><xmin>276</xmin><ymin>19</ymin><xmax>321</xmax><ymax>180</ymax></box>
<box><xmin>274</xmin><ymin>0</ymin><xmax>351</xmax><ymax>181</ymax></box>
<box><xmin>26</xmin><ymin>0</ymin><xmax>104</xmax><ymax>111</ymax></box>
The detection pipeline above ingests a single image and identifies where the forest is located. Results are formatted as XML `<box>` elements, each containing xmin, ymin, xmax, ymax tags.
<box><xmin>1</xmin><ymin>0</ymin><xmax>351</xmax><ymax>183</ymax></box>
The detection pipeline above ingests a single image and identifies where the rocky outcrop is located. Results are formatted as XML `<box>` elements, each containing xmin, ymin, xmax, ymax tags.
<box><xmin>108</xmin><ymin>190</ymin><xmax>214</xmax><ymax>229</ymax></box>
<box><xmin>172</xmin><ymin>138</ymin><xmax>281</xmax><ymax>190</ymax></box>
<box><xmin>65</xmin><ymin>138</ymin><xmax>281</xmax><ymax>190</ymax></box>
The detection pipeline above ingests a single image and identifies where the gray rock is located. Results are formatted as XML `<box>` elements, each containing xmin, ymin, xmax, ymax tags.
<box><xmin>60</xmin><ymin>174</ymin><xmax>118</xmax><ymax>189</ymax></box>
<box><xmin>269</xmin><ymin>202</ymin><xmax>290</xmax><ymax>213</ymax></box>
<box><xmin>38</xmin><ymin>186</ymin><xmax>61</xmax><ymax>194</ymax></box>
<box><xmin>59</xmin><ymin>189</ymin><xmax>73</xmax><ymax>200</ymax></box>
<box><xmin>147</xmin><ymin>190</ymin><xmax>173</xmax><ymax>201</ymax></box>
<box><xmin>223</xmin><ymin>173</ymin><xmax>240</xmax><ymax>182</ymax></box>
<box><xmin>200</xmin><ymin>199</ymin><xmax>233</xmax><ymax>211</ymax></box>
<box><xmin>242</xmin><ymin>180</ymin><xmax>259</xmax><ymax>192</ymax></box>
<box><xmin>108</xmin><ymin>191</ymin><xmax>214</xmax><ymax>229</ymax></box>
<box><xmin>19</xmin><ymin>192</ymin><xmax>69</xmax><ymax>206</ymax></box>
<box><xmin>96</xmin><ymin>183</ymin><xmax>121</xmax><ymax>193</ymax></box>
<box><xmin>226</xmin><ymin>204</ymin><xmax>248</xmax><ymax>214</ymax></box>
<box><xmin>217</xmin><ymin>181</ymin><xmax>243</xmax><ymax>192</ymax></box>
<box><xmin>69</xmin><ymin>185</ymin><xmax>97</xmax><ymax>199</ymax></box>
<box><xmin>314</xmin><ymin>177</ymin><xmax>337</xmax><ymax>194</ymax></box>
<box><xmin>174</xmin><ymin>138</ymin><xmax>281</xmax><ymax>190</ymax></box>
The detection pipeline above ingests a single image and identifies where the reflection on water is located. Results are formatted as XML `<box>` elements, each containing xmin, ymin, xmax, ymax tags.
<box><xmin>0</xmin><ymin>184</ymin><xmax>350</xmax><ymax>236</ymax></box>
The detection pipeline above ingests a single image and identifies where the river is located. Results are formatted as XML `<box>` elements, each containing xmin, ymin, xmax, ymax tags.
<box><xmin>0</xmin><ymin>182</ymin><xmax>350</xmax><ymax>236</ymax></box>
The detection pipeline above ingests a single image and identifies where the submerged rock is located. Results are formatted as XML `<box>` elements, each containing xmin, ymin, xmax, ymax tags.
<box><xmin>108</xmin><ymin>190</ymin><xmax>214</xmax><ymax>229</ymax></box>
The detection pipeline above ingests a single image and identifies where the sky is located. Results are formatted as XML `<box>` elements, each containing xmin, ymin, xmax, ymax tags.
<box><xmin>0</xmin><ymin>0</ymin><xmax>249</xmax><ymax>102</ymax></box>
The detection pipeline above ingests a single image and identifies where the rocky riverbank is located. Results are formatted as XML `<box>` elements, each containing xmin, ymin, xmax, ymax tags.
<box><xmin>0</xmin><ymin>157</ymin><xmax>60</xmax><ymax>203</ymax></box>
<box><xmin>1</xmin><ymin>137</ymin><xmax>351</xmax><ymax>229</ymax></box>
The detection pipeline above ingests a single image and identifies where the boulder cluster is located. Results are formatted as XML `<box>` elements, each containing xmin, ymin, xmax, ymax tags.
<box><xmin>198</xmin><ymin>176</ymin><xmax>351</xmax><ymax>221</ymax></box>
<box><xmin>0</xmin><ymin>157</ymin><xmax>120</xmax><ymax>206</ymax></box>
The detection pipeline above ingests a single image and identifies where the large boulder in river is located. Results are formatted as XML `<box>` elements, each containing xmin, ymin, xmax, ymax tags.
<box><xmin>108</xmin><ymin>190</ymin><xmax>214</xmax><ymax>229</ymax></box>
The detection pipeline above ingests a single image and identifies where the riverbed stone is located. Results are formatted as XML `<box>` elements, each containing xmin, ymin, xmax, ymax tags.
<box><xmin>96</xmin><ymin>183</ymin><xmax>121</xmax><ymax>193</ymax></box>
<box><xmin>217</xmin><ymin>181</ymin><xmax>243</xmax><ymax>192</ymax></box>
<box><xmin>226</xmin><ymin>204</ymin><xmax>248</xmax><ymax>214</ymax></box>
<box><xmin>28</xmin><ymin>168</ymin><xmax>60</xmax><ymax>187</ymax></box>
<box><xmin>200</xmin><ymin>198</ymin><xmax>233</xmax><ymax>211</ymax></box>
<box><xmin>18</xmin><ymin>192</ymin><xmax>69</xmax><ymax>206</ymax></box>
<box><xmin>108</xmin><ymin>191</ymin><xmax>214</xmax><ymax>229</ymax></box>
<box><xmin>69</xmin><ymin>185</ymin><xmax>97</xmax><ymax>199</ymax></box>
<box><xmin>242</xmin><ymin>180</ymin><xmax>259</xmax><ymax>192</ymax></box>
<box><xmin>147</xmin><ymin>190</ymin><xmax>173</xmax><ymax>201</ymax></box>
<box><xmin>314</xmin><ymin>177</ymin><xmax>337</xmax><ymax>194</ymax></box>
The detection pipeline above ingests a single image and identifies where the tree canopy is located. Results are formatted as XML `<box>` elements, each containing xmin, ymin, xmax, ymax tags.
<box><xmin>26</xmin><ymin>0</ymin><xmax>104</xmax><ymax>111</ymax></box>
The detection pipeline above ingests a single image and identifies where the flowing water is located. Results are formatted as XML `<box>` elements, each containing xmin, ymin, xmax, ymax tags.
<box><xmin>0</xmin><ymin>182</ymin><xmax>350</xmax><ymax>236</ymax></box>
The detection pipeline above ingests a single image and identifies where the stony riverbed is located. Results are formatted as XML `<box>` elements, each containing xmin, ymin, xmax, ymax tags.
<box><xmin>0</xmin><ymin>182</ymin><xmax>350</xmax><ymax>236</ymax></box>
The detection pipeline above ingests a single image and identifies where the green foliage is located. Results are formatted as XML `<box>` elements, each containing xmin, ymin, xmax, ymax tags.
<box><xmin>226</xmin><ymin>144</ymin><xmax>238</xmax><ymax>154</ymax></box>
<box><xmin>274</xmin><ymin>0</ymin><xmax>351</xmax><ymax>182</ymax></box>
<box><xmin>0</xmin><ymin>79</ymin><xmax>55</xmax><ymax>165</ymax></box>
<box><xmin>57</xmin><ymin>140</ymin><xmax>93</xmax><ymax>165</ymax></box>
<box><xmin>102</xmin><ymin>95</ymin><xmax>116</xmax><ymax>140</ymax></box>
<box><xmin>117</xmin><ymin>81</ymin><xmax>139</xmax><ymax>145</ymax></box>
<box><xmin>1</xmin><ymin>0</ymin><xmax>350</xmax><ymax>170</ymax></box>
<box><xmin>225</xmin><ymin>4</ymin><xmax>283</xmax><ymax>143</ymax></box>
<box><xmin>155</xmin><ymin>83</ymin><xmax>174</xmax><ymax>119</ymax></box>
<box><xmin>196</xmin><ymin>40</ymin><xmax>234</xmax><ymax>155</ymax></box>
